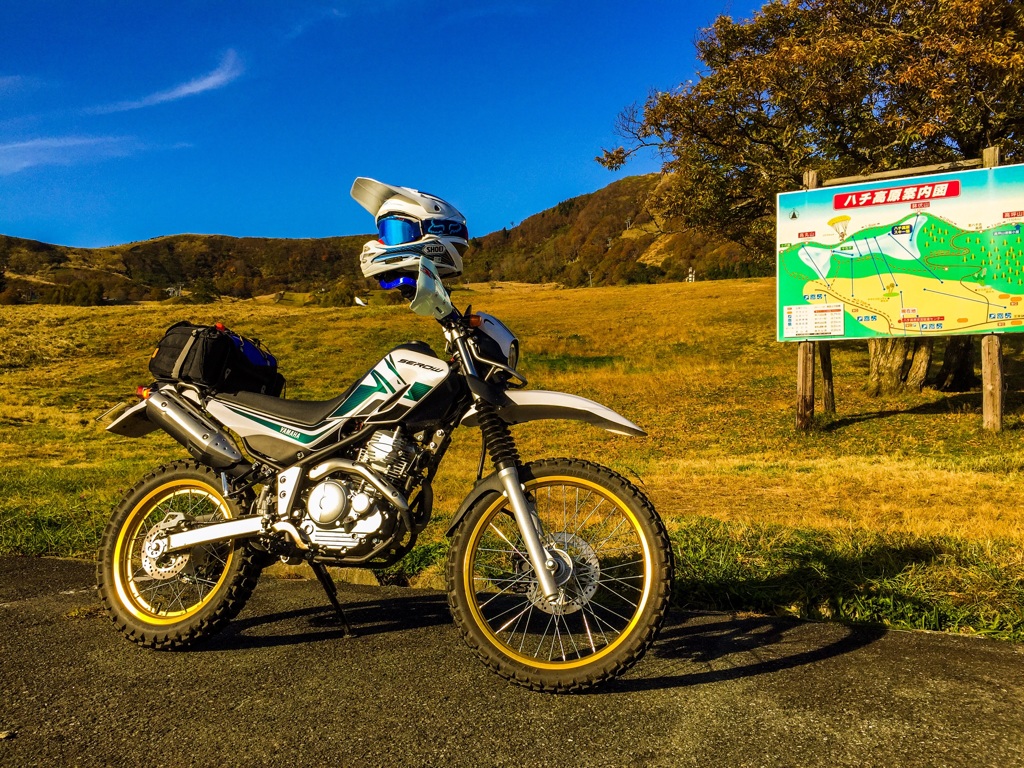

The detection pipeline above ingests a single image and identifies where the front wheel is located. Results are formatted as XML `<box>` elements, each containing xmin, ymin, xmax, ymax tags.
<box><xmin>447</xmin><ymin>458</ymin><xmax>673</xmax><ymax>692</ymax></box>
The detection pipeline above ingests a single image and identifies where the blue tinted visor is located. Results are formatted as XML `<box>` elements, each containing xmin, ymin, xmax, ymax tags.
<box><xmin>378</xmin><ymin>275</ymin><xmax>416</xmax><ymax>291</ymax></box>
<box><xmin>377</xmin><ymin>216</ymin><xmax>422</xmax><ymax>246</ymax></box>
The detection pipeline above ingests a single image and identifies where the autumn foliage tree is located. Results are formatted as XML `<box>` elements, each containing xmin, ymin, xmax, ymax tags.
<box><xmin>600</xmin><ymin>0</ymin><xmax>1024</xmax><ymax>393</ymax></box>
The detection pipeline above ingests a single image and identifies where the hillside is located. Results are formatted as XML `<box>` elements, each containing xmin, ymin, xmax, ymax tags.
<box><xmin>461</xmin><ymin>174</ymin><xmax>756</xmax><ymax>285</ymax></box>
<box><xmin>0</xmin><ymin>174</ymin><xmax>761</xmax><ymax>304</ymax></box>
<box><xmin>0</xmin><ymin>232</ymin><xmax>370</xmax><ymax>303</ymax></box>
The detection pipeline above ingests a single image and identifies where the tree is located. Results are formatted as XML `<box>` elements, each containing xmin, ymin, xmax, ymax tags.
<box><xmin>0</xmin><ymin>269</ymin><xmax>19</xmax><ymax>305</ymax></box>
<box><xmin>315</xmin><ymin>278</ymin><xmax>357</xmax><ymax>307</ymax></box>
<box><xmin>187</xmin><ymin>277</ymin><xmax>220</xmax><ymax>304</ymax></box>
<box><xmin>600</xmin><ymin>0</ymin><xmax>1024</xmax><ymax>393</ymax></box>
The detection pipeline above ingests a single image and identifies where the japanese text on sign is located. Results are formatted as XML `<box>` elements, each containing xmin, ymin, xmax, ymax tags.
<box><xmin>833</xmin><ymin>180</ymin><xmax>961</xmax><ymax>210</ymax></box>
<box><xmin>783</xmin><ymin>303</ymin><xmax>845</xmax><ymax>339</ymax></box>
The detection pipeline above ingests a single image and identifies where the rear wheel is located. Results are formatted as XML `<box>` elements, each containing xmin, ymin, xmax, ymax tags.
<box><xmin>96</xmin><ymin>461</ymin><xmax>262</xmax><ymax>649</ymax></box>
<box><xmin>447</xmin><ymin>458</ymin><xmax>673</xmax><ymax>692</ymax></box>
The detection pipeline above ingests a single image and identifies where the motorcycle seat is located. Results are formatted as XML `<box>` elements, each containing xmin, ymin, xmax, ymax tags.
<box><xmin>212</xmin><ymin>342</ymin><xmax>438</xmax><ymax>428</ymax></box>
<box><xmin>214</xmin><ymin>386</ymin><xmax>356</xmax><ymax>428</ymax></box>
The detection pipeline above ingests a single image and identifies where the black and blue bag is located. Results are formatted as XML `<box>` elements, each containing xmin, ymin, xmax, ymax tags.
<box><xmin>149</xmin><ymin>321</ymin><xmax>285</xmax><ymax>396</ymax></box>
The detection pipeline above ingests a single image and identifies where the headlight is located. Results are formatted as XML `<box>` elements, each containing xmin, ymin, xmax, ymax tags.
<box><xmin>507</xmin><ymin>341</ymin><xmax>519</xmax><ymax>371</ymax></box>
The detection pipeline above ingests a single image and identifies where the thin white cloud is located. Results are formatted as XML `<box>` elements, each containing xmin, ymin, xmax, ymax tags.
<box><xmin>88</xmin><ymin>50</ymin><xmax>244</xmax><ymax>114</ymax></box>
<box><xmin>0</xmin><ymin>74</ymin><xmax>44</xmax><ymax>97</ymax></box>
<box><xmin>286</xmin><ymin>7</ymin><xmax>347</xmax><ymax>40</ymax></box>
<box><xmin>0</xmin><ymin>135</ymin><xmax>140</xmax><ymax>174</ymax></box>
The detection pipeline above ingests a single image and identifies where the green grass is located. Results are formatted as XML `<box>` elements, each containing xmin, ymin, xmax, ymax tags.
<box><xmin>669</xmin><ymin>519</ymin><xmax>1023</xmax><ymax>638</ymax></box>
<box><xmin>1</xmin><ymin>280</ymin><xmax>1023</xmax><ymax>640</ymax></box>
<box><xmin>527</xmin><ymin>351</ymin><xmax>623</xmax><ymax>372</ymax></box>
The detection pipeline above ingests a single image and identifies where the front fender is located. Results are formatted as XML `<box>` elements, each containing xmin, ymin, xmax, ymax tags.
<box><xmin>446</xmin><ymin>462</ymin><xmax>552</xmax><ymax>537</ymax></box>
<box><xmin>445</xmin><ymin>472</ymin><xmax>504</xmax><ymax>537</ymax></box>
<box><xmin>460</xmin><ymin>390</ymin><xmax>645</xmax><ymax>437</ymax></box>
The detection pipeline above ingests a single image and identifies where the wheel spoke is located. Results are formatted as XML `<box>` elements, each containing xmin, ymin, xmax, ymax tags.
<box><xmin>582</xmin><ymin>601</ymin><xmax>621</xmax><ymax>640</ymax></box>
<box><xmin>597</xmin><ymin>571</ymin><xmax>645</xmax><ymax>593</ymax></box>
<box><xmin>494</xmin><ymin>601</ymin><xmax>534</xmax><ymax>634</ymax></box>
<box><xmin>571</xmin><ymin>496</ymin><xmax>605</xmax><ymax>536</ymax></box>
<box><xmin>486</xmin><ymin>521</ymin><xmax>529</xmax><ymax>561</ymax></box>
<box><xmin>535</xmin><ymin>612</ymin><xmax>555</xmax><ymax>660</ymax></box>
<box><xmin>587</xmin><ymin>591</ymin><xmax>639</xmax><ymax>624</ymax></box>
<box><xmin>476</xmin><ymin>572</ymin><xmax>534</xmax><ymax>608</ymax></box>
<box><xmin>601</xmin><ymin>558</ymin><xmax>645</xmax><ymax>572</ymax></box>
<box><xmin>516</xmin><ymin>602</ymin><xmax>536</xmax><ymax>653</ymax></box>
<box><xmin>580</xmin><ymin>611</ymin><xmax>597</xmax><ymax>653</ymax></box>
<box><xmin>590</xmin><ymin>515</ymin><xmax>632</xmax><ymax>552</ymax></box>
<box><xmin>482</xmin><ymin>595</ymin><xmax>536</xmax><ymax>626</ymax></box>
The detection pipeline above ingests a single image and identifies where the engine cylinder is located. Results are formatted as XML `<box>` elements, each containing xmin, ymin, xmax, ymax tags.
<box><xmin>358</xmin><ymin>429</ymin><xmax>415</xmax><ymax>480</ymax></box>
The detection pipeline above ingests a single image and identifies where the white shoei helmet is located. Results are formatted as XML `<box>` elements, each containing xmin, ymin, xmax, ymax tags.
<box><xmin>350</xmin><ymin>177</ymin><xmax>468</xmax><ymax>285</ymax></box>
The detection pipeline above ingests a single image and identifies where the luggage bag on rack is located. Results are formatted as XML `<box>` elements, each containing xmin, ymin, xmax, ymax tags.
<box><xmin>148</xmin><ymin>321</ymin><xmax>285</xmax><ymax>396</ymax></box>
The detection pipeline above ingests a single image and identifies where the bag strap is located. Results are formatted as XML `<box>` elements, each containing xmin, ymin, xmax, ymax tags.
<box><xmin>171</xmin><ymin>329</ymin><xmax>199</xmax><ymax>379</ymax></box>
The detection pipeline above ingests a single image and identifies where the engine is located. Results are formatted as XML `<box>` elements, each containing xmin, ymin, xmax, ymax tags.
<box><xmin>298</xmin><ymin>429</ymin><xmax>419</xmax><ymax>556</ymax></box>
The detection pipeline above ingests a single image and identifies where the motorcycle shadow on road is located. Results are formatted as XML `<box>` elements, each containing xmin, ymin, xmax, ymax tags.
<box><xmin>193</xmin><ymin>589</ymin><xmax>454</xmax><ymax>652</ymax></box>
<box><xmin>605</xmin><ymin>610</ymin><xmax>887</xmax><ymax>694</ymax></box>
<box><xmin>191</xmin><ymin>582</ymin><xmax>885</xmax><ymax>696</ymax></box>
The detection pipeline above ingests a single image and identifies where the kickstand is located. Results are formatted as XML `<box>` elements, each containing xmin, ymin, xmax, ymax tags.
<box><xmin>309</xmin><ymin>562</ymin><xmax>354</xmax><ymax>636</ymax></box>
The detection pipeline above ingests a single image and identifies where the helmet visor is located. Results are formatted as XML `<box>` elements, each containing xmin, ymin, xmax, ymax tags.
<box><xmin>377</xmin><ymin>216</ymin><xmax>422</xmax><ymax>246</ymax></box>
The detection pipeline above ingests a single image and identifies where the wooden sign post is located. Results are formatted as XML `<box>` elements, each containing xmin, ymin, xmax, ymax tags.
<box><xmin>796</xmin><ymin>340</ymin><xmax>816</xmax><ymax>430</ymax></box>
<box><xmin>795</xmin><ymin>170</ymin><xmax>836</xmax><ymax>429</ymax></box>
<box><xmin>982</xmin><ymin>145</ymin><xmax>1004</xmax><ymax>431</ymax></box>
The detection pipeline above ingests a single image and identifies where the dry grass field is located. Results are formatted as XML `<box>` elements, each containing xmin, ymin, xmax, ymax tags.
<box><xmin>2</xmin><ymin>278</ymin><xmax>1022</xmax><ymax>637</ymax></box>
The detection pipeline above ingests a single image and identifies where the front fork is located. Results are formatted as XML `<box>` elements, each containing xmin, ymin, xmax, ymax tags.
<box><xmin>496</xmin><ymin>466</ymin><xmax>561</xmax><ymax>602</ymax></box>
<box><xmin>448</xmin><ymin>329</ymin><xmax>560</xmax><ymax>602</ymax></box>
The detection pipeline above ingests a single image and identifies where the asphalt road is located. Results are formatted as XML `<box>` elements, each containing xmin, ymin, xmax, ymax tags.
<box><xmin>0</xmin><ymin>556</ymin><xmax>1021</xmax><ymax>768</ymax></box>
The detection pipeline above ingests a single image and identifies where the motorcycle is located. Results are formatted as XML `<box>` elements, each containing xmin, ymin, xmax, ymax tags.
<box><xmin>98</xmin><ymin>195</ymin><xmax>673</xmax><ymax>693</ymax></box>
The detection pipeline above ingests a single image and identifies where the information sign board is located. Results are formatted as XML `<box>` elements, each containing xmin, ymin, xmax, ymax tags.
<box><xmin>776</xmin><ymin>163</ymin><xmax>1024</xmax><ymax>341</ymax></box>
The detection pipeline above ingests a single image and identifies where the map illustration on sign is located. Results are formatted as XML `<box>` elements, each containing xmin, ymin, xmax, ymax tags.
<box><xmin>776</xmin><ymin>163</ymin><xmax>1024</xmax><ymax>341</ymax></box>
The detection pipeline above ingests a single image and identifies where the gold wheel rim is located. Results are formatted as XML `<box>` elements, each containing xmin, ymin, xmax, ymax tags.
<box><xmin>463</xmin><ymin>476</ymin><xmax>653</xmax><ymax>671</ymax></box>
<box><xmin>112</xmin><ymin>479</ymin><xmax>235</xmax><ymax>625</ymax></box>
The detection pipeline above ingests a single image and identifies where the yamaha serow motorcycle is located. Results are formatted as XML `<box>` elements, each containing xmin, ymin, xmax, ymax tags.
<box><xmin>99</xmin><ymin>256</ymin><xmax>672</xmax><ymax>692</ymax></box>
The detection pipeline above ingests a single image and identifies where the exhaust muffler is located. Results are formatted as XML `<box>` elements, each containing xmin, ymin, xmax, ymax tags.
<box><xmin>146</xmin><ymin>388</ymin><xmax>244</xmax><ymax>469</ymax></box>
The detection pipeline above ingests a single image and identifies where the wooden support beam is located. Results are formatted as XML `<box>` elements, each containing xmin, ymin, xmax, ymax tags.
<box><xmin>796</xmin><ymin>341</ymin><xmax>815</xmax><ymax>430</ymax></box>
<box><xmin>821</xmin><ymin>159</ymin><xmax>982</xmax><ymax>187</ymax></box>
<box><xmin>819</xmin><ymin>341</ymin><xmax>836</xmax><ymax>414</ymax></box>
<box><xmin>982</xmin><ymin>334</ymin><xmax>1003</xmax><ymax>431</ymax></box>
<box><xmin>800</xmin><ymin>168</ymin><xmax>836</xmax><ymax>419</ymax></box>
<box><xmin>981</xmin><ymin>146</ymin><xmax>1002</xmax><ymax>432</ymax></box>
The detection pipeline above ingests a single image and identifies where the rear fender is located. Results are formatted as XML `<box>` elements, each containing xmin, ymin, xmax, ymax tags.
<box><xmin>105</xmin><ymin>399</ymin><xmax>159</xmax><ymax>438</ymax></box>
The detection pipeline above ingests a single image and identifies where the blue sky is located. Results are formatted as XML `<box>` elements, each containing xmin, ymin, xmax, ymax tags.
<box><xmin>0</xmin><ymin>0</ymin><xmax>763</xmax><ymax>247</ymax></box>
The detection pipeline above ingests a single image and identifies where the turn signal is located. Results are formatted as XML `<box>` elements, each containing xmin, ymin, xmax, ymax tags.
<box><xmin>136</xmin><ymin>386</ymin><xmax>151</xmax><ymax>400</ymax></box>
<box><xmin>468</xmin><ymin>314</ymin><xmax>482</xmax><ymax>328</ymax></box>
